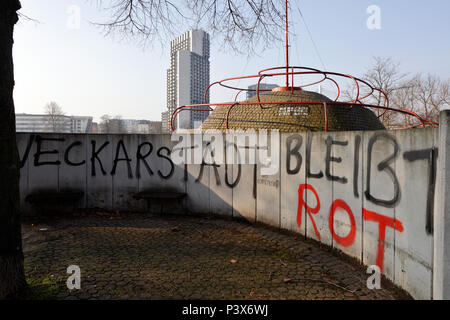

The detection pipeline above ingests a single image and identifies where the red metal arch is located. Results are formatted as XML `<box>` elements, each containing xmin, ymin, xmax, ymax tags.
<box><xmin>169</xmin><ymin>0</ymin><xmax>438</xmax><ymax>132</ymax></box>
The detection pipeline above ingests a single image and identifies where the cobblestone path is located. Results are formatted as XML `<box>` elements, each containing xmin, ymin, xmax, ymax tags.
<box><xmin>22</xmin><ymin>213</ymin><xmax>410</xmax><ymax>300</ymax></box>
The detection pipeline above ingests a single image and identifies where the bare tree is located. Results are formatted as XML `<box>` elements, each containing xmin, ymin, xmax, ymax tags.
<box><xmin>412</xmin><ymin>74</ymin><xmax>450</xmax><ymax>123</ymax></box>
<box><xmin>100</xmin><ymin>114</ymin><xmax>112</xmax><ymax>133</ymax></box>
<box><xmin>112</xmin><ymin>114</ymin><xmax>126</xmax><ymax>133</ymax></box>
<box><xmin>363</xmin><ymin>57</ymin><xmax>409</xmax><ymax>127</ymax></box>
<box><xmin>44</xmin><ymin>101</ymin><xmax>67</xmax><ymax>132</ymax></box>
<box><xmin>94</xmin><ymin>0</ymin><xmax>285</xmax><ymax>53</ymax></box>
<box><xmin>392</xmin><ymin>74</ymin><xmax>450</xmax><ymax>126</ymax></box>
<box><xmin>0</xmin><ymin>0</ymin><xmax>26</xmax><ymax>299</ymax></box>
<box><xmin>0</xmin><ymin>0</ymin><xmax>306</xmax><ymax>298</ymax></box>
<box><xmin>364</xmin><ymin>57</ymin><xmax>408</xmax><ymax>102</ymax></box>
<box><xmin>345</xmin><ymin>57</ymin><xmax>450</xmax><ymax>129</ymax></box>
<box><xmin>389</xmin><ymin>78</ymin><xmax>417</xmax><ymax>127</ymax></box>
<box><xmin>100</xmin><ymin>114</ymin><xmax>126</xmax><ymax>133</ymax></box>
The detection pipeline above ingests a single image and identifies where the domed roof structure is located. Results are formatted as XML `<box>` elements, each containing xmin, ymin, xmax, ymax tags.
<box><xmin>200</xmin><ymin>89</ymin><xmax>386</xmax><ymax>132</ymax></box>
<box><xmin>169</xmin><ymin>0</ymin><xmax>437</xmax><ymax>133</ymax></box>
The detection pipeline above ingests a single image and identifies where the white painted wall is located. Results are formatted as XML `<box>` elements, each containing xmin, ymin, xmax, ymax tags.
<box><xmin>17</xmin><ymin>125</ymin><xmax>444</xmax><ymax>300</ymax></box>
<box><xmin>434</xmin><ymin>110</ymin><xmax>450</xmax><ymax>299</ymax></box>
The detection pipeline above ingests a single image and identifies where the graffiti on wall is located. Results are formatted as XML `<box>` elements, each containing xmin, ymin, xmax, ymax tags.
<box><xmin>19</xmin><ymin>135</ymin><xmax>175</xmax><ymax>180</ymax></box>
<box><xmin>18</xmin><ymin>131</ymin><xmax>438</xmax><ymax>274</ymax></box>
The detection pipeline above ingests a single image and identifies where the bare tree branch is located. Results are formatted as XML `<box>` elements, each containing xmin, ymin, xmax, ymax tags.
<box><xmin>44</xmin><ymin>102</ymin><xmax>66</xmax><ymax>132</ymax></box>
<box><xmin>358</xmin><ymin>57</ymin><xmax>449</xmax><ymax>128</ymax></box>
<box><xmin>363</xmin><ymin>57</ymin><xmax>409</xmax><ymax>127</ymax></box>
<box><xmin>17</xmin><ymin>11</ymin><xmax>42</xmax><ymax>25</ymax></box>
<box><xmin>92</xmin><ymin>0</ymin><xmax>285</xmax><ymax>54</ymax></box>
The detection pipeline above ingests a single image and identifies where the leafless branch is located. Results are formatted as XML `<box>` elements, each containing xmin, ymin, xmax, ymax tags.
<box><xmin>92</xmin><ymin>0</ymin><xmax>285</xmax><ymax>54</ymax></box>
<box><xmin>44</xmin><ymin>102</ymin><xmax>66</xmax><ymax>132</ymax></box>
<box><xmin>17</xmin><ymin>11</ymin><xmax>42</xmax><ymax>25</ymax></box>
<box><xmin>357</xmin><ymin>57</ymin><xmax>449</xmax><ymax>128</ymax></box>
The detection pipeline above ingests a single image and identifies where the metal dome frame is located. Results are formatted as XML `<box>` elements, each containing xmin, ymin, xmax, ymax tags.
<box><xmin>170</xmin><ymin>1</ymin><xmax>438</xmax><ymax>132</ymax></box>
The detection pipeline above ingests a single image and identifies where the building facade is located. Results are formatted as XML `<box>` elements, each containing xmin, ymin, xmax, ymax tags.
<box><xmin>246</xmin><ymin>83</ymin><xmax>279</xmax><ymax>99</ymax></box>
<box><xmin>15</xmin><ymin>114</ymin><xmax>93</xmax><ymax>133</ymax></box>
<box><xmin>71</xmin><ymin>116</ymin><xmax>94</xmax><ymax>133</ymax></box>
<box><xmin>148</xmin><ymin>121</ymin><xmax>162</xmax><ymax>134</ymax></box>
<box><xmin>121</xmin><ymin>119</ymin><xmax>163</xmax><ymax>134</ymax></box>
<box><xmin>164</xmin><ymin>29</ymin><xmax>210</xmax><ymax>131</ymax></box>
<box><xmin>161</xmin><ymin>111</ymin><xmax>170</xmax><ymax>133</ymax></box>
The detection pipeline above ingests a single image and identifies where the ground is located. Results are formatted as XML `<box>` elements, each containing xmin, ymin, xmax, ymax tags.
<box><xmin>22</xmin><ymin>211</ymin><xmax>411</xmax><ymax>300</ymax></box>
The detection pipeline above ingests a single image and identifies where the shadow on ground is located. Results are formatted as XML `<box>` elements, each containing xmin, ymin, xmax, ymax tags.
<box><xmin>22</xmin><ymin>212</ymin><xmax>412</xmax><ymax>300</ymax></box>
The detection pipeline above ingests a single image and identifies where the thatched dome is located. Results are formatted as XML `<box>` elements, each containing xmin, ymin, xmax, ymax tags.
<box><xmin>201</xmin><ymin>89</ymin><xmax>385</xmax><ymax>132</ymax></box>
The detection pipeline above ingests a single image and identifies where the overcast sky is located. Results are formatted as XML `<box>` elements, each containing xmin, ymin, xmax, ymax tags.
<box><xmin>13</xmin><ymin>0</ymin><xmax>450</xmax><ymax>122</ymax></box>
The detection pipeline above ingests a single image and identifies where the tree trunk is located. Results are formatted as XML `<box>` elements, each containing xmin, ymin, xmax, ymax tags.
<box><xmin>0</xmin><ymin>0</ymin><xmax>26</xmax><ymax>299</ymax></box>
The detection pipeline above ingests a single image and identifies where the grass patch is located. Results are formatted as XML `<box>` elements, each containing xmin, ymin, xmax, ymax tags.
<box><xmin>25</xmin><ymin>276</ymin><xmax>62</xmax><ymax>300</ymax></box>
<box><xmin>274</xmin><ymin>249</ymin><xmax>302</xmax><ymax>262</ymax></box>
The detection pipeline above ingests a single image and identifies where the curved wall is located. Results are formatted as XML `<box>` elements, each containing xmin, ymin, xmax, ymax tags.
<box><xmin>17</xmin><ymin>127</ymin><xmax>440</xmax><ymax>300</ymax></box>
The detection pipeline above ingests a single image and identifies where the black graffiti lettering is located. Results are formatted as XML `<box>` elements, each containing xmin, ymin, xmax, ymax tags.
<box><xmin>91</xmin><ymin>140</ymin><xmax>109</xmax><ymax>176</ymax></box>
<box><xmin>196</xmin><ymin>142</ymin><xmax>220</xmax><ymax>185</ymax></box>
<box><xmin>64</xmin><ymin>141</ymin><xmax>85</xmax><ymax>166</ymax></box>
<box><xmin>157</xmin><ymin>147</ymin><xmax>174</xmax><ymax>179</ymax></box>
<box><xmin>209</xmin><ymin>142</ymin><xmax>221</xmax><ymax>186</ymax></box>
<box><xmin>325</xmin><ymin>136</ymin><xmax>348</xmax><ymax>184</ymax></box>
<box><xmin>225</xmin><ymin>142</ymin><xmax>241</xmax><ymax>188</ymax></box>
<box><xmin>181</xmin><ymin>142</ymin><xmax>201</xmax><ymax>182</ymax></box>
<box><xmin>403</xmin><ymin>148</ymin><xmax>438</xmax><ymax>235</ymax></box>
<box><xmin>111</xmin><ymin>140</ymin><xmax>133</xmax><ymax>178</ymax></box>
<box><xmin>225</xmin><ymin>163</ymin><xmax>241</xmax><ymax>188</ymax></box>
<box><xmin>195</xmin><ymin>161</ymin><xmax>207</xmax><ymax>183</ymax></box>
<box><xmin>353</xmin><ymin>135</ymin><xmax>361</xmax><ymax>198</ymax></box>
<box><xmin>365</xmin><ymin>132</ymin><xmax>400</xmax><ymax>208</ymax></box>
<box><xmin>136</xmin><ymin>142</ymin><xmax>153</xmax><ymax>178</ymax></box>
<box><xmin>306</xmin><ymin>133</ymin><xmax>324</xmax><ymax>179</ymax></box>
<box><xmin>34</xmin><ymin>135</ymin><xmax>65</xmax><ymax>166</ymax></box>
<box><xmin>19</xmin><ymin>134</ymin><xmax>35</xmax><ymax>168</ymax></box>
<box><xmin>286</xmin><ymin>134</ymin><xmax>303</xmax><ymax>175</ymax></box>
<box><xmin>211</xmin><ymin>166</ymin><xmax>221</xmax><ymax>187</ymax></box>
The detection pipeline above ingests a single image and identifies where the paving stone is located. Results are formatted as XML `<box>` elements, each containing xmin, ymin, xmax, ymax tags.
<box><xmin>23</xmin><ymin>213</ymin><xmax>411</xmax><ymax>300</ymax></box>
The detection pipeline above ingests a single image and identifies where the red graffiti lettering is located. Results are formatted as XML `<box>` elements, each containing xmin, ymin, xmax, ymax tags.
<box><xmin>297</xmin><ymin>184</ymin><xmax>321</xmax><ymax>240</ymax></box>
<box><xmin>329</xmin><ymin>199</ymin><xmax>356</xmax><ymax>247</ymax></box>
<box><xmin>363</xmin><ymin>209</ymin><xmax>404</xmax><ymax>273</ymax></box>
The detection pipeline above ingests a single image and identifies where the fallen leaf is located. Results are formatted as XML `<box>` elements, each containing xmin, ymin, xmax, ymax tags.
<box><xmin>283</xmin><ymin>278</ymin><xmax>293</xmax><ymax>283</ymax></box>
<box><xmin>230</xmin><ymin>259</ymin><xmax>237</xmax><ymax>264</ymax></box>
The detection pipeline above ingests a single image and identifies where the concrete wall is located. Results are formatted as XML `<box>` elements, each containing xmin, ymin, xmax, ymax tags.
<box><xmin>434</xmin><ymin>110</ymin><xmax>450</xmax><ymax>299</ymax></box>
<box><xmin>17</xmin><ymin>126</ymin><xmax>441</xmax><ymax>300</ymax></box>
